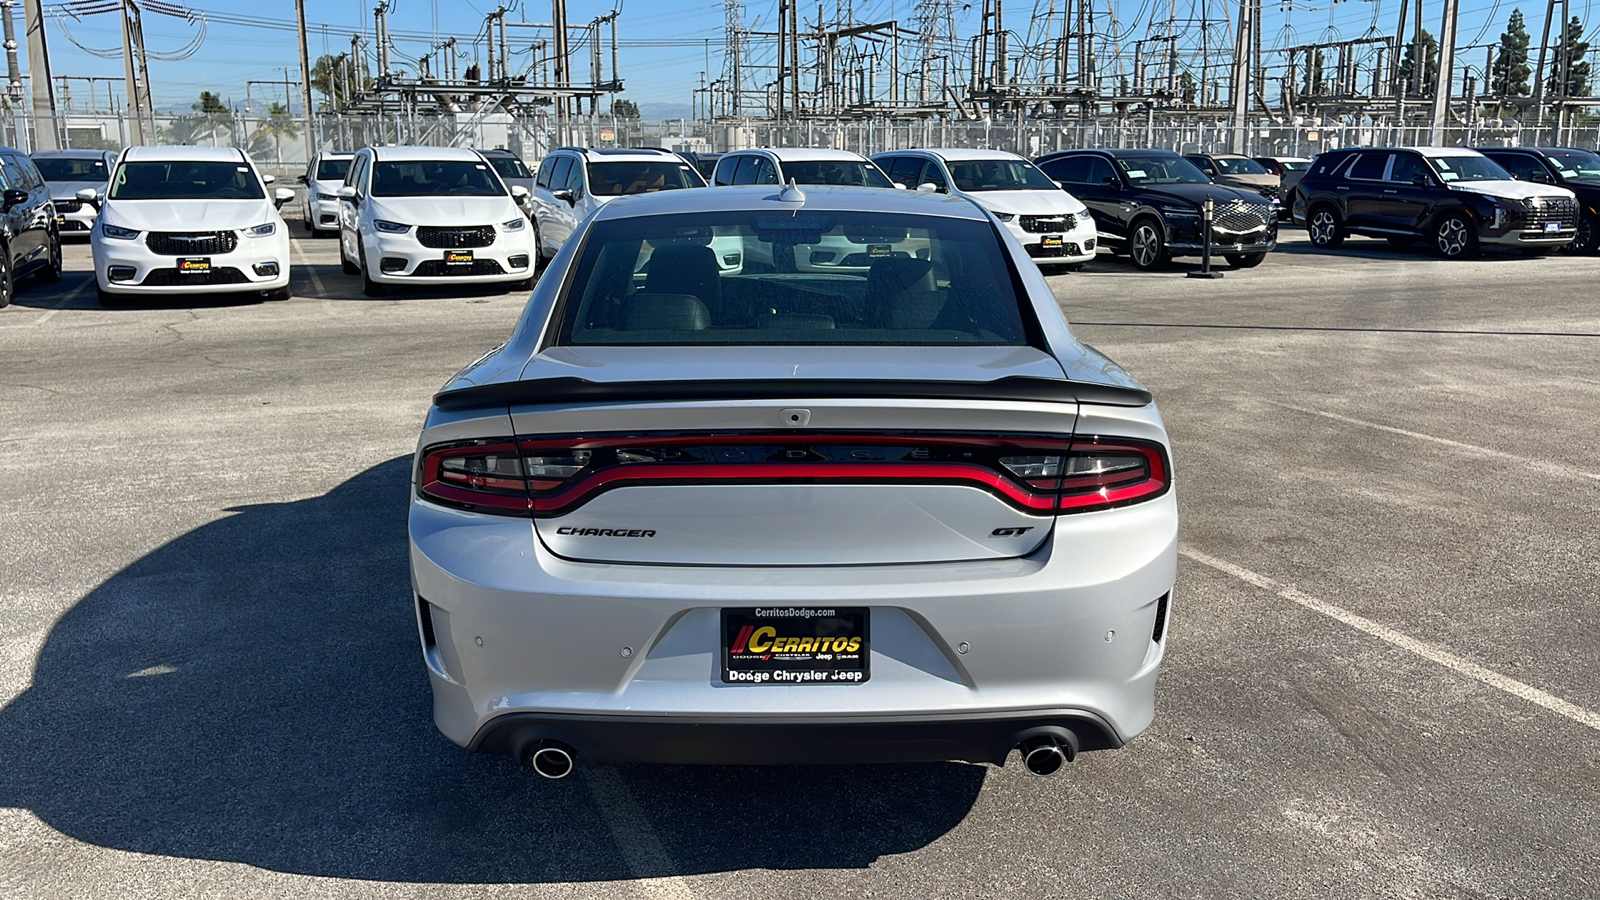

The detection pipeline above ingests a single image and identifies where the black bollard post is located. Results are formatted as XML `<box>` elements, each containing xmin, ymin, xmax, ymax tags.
<box><xmin>1187</xmin><ymin>195</ymin><xmax>1224</xmax><ymax>279</ymax></box>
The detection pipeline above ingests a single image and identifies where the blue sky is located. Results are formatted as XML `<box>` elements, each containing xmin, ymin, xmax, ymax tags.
<box><xmin>33</xmin><ymin>0</ymin><xmax>1571</xmax><ymax>115</ymax></box>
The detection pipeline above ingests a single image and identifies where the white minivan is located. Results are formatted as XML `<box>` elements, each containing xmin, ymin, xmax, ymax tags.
<box><xmin>336</xmin><ymin>146</ymin><xmax>537</xmax><ymax>296</ymax></box>
<box><xmin>88</xmin><ymin>146</ymin><xmax>294</xmax><ymax>305</ymax></box>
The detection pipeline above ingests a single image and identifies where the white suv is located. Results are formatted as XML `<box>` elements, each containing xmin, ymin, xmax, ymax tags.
<box><xmin>872</xmin><ymin>149</ymin><xmax>1098</xmax><ymax>270</ymax></box>
<box><xmin>336</xmin><ymin>146</ymin><xmax>537</xmax><ymax>297</ymax></box>
<box><xmin>709</xmin><ymin>148</ymin><xmax>895</xmax><ymax>189</ymax></box>
<box><xmin>530</xmin><ymin>147</ymin><xmax>706</xmax><ymax>264</ymax></box>
<box><xmin>88</xmin><ymin>146</ymin><xmax>294</xmax><ymax>305</ymax></box>
<box><xmin>297</xmin><ymin>151</ymin><xmax>353</xmax><ymax>236</ymax></box>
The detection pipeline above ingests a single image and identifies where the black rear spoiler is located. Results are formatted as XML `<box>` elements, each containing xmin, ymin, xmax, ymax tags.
<box><xmin>433</xmin><ymin>376</ymin><xmax>1152</xmax><ymax>411</ymax></box>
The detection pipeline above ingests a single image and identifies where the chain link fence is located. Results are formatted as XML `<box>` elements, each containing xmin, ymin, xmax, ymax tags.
<box><xmin>8</xmin><ymin>108</ymin><xmax>1600</xmax><ymax>176</ymax></box>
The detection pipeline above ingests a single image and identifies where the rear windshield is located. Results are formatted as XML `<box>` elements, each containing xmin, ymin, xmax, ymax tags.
<box><xmin>1427</xmin><ymin>155</ymin><xmax>1512</xmax><ymax>183</ymax></box>
<box><xmin>586</xmin><ymin>161</ymin><xmax>704</xmax><ymax>196</ymax></box>
<box><xmin>108</xmin><ymin>161</ymin><xmax>265</xmax><ymax>200</ymax></box>
<box><xmin>946</xmin><ymin>159</ymin><xmax>1057</xmax><ymax>192</ymax></box>
<box><xmin>316</xmin><ymin>158</ymin><xmax>352</xmax><ymax>181</ymax></box>
<box><xmin>781</xmin><ymin>160</ymin><xmax>893</xmax><ymax>188</ymax></box>
<box><xmin>372</xmin><ymin>160</ymin><xmax>505</xmax><ymax>197</ymax></box>
<box><xmin>488</xmin><ymin>156</ymin><xmax>532</xmax><ymax>179</ymax></box>
<box><xmin>556</xmin><ymin>211</ymin><xmax>1032</xmax><ymax>347</ymax></box>
<box><xmin>35</xmin><ymin>157</ymin><xmax>108</xmax><ymax>182</ymax></box>
<box><xmin>1279</xmin><ymin>160</ymin><xmax>1311</xmax><ymax>171</ymax></box>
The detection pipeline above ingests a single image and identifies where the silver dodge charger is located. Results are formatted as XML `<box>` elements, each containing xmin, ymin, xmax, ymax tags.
<box><xmin>408</xmin><ymin>183</ymin><xmax>1177</xmax><ymax>779</ymax></box>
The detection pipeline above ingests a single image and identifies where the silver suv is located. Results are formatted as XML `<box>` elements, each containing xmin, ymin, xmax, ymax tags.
<box><xmin>409</xmin><ymin>183</ymin><xmax>1177</xmax><ymax>778</ymax></box>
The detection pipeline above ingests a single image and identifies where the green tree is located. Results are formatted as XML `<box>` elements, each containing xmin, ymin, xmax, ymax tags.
<box><xmin>257</xmin><ymin>101</ymin><xmax>300</xmax><ymax>163</ymax></box>
<box><xmin>193</xmin><ymin>90</ymin><xmax>231</xmax><ymax>143</ymax></box>
<box><xmin>310</xmin><ymin>53</ymin><xmax>369</xmax><ymax>110</ymax></box>
<box><xmin>610</xmin><ymin>99</ymin><xmax>641</xmax><ymax>119</ymax></box>
<box><xmin>159</xmin><ymin>113</ymin><xmax>204</xmax><ymax>145</ymax></box>
<box><xmin>1548</xmin><ymin>16</ymin><xmax>1592</xmax><ymax>97</ymax></box>
<box><xmin>1399</xmin><ymin>30</ymin><xmax>1439</xmax><ymax>94</ymax></box>
<box><xmin>1492</xmin><ymin>8</ymin><xmax>1533</xmax><ymax>109</ymax></box>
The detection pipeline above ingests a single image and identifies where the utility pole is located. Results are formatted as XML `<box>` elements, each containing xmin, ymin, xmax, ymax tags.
<box><xmin>120</xmin><ymin>0</ymin><xmax>144</xmax><ymax>144</ymax></box>
<box><xmin>1229</xmin><ymin>0</ymin><xmax>1252</xmax><ymax>152</ymax></box>
<box><xmin>776</xmin><ymin>0</ymin><xmax>786</xmax><ymax>123</ymax></box>
<box><xmin>1428</xmin><ymin>0</ymin><xmax>1459</xmax><ymax>144</ymax></box>
<box><xmin>2</xmin><ymin>0</ymin><xmax>25</xmax><ymax>150</ymax></box>
<box><xmin>23</xmin><ymin>0</ymin><xmax>55</xmax><ymax>149</ymax></box>
<box><xmin>296</xmin><ymin>0</ymin><xmax>316</xmax><ymax>158</ymax></box>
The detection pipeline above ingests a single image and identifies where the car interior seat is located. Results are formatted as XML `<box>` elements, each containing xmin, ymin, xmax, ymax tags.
<box><xmin>643</xmin><ymin>243</ymin><xmax>722</xmax><ymax>318</ymax></box>
<box><xmin>865</xmin><ymin>257</ymin><xmax>943</xmax><ymax>329</ymax></box>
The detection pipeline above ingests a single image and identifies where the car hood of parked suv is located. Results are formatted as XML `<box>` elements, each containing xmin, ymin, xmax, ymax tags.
<box><xmin>1213</xmin><ymin>173</ymin><xmax>1278</xmax><ymax>190</ymax></box>
<box><xmin>369</xmin><ymin>195</ymin><xmax>521</xmax><ymax>226</ymax></box>
<box><xmin>1445</xmin><ymin>180</ymin><xmax>1577</xmax><ymax>202</ymax></box>
<box><xmin>1131</xmin><ymin>182</ymin><xmax>1270</xmax><ymax>209</ymax></box>
<box><xmin>47</xmin><ymin>180</ymin><xmax>108</xmax><ymax>202</ymax></box>
<box><xmin>101</xmin><ymin>198</ymin><xmax>280</xmax><ymax>233</ymax></box>
<box><xmin>965</xmin><ymin>189</ymin><xmax>1089</xmax><ymax>216</ymax></box>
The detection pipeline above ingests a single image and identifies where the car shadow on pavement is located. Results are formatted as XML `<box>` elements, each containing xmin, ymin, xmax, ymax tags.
<box><xmin>0</xmin><ymin>457</ymin><xmax>982</xmax><ymax>884</ymax></box>
<box><xmin>1272</xmin><ymin>239</ymin><xmax>1550</xmax><ymax>262</ymax></box>
<box><xmin>295</xmin><ymin>264</ymin><xmax>533</xmax><ymax>303</ymax></box>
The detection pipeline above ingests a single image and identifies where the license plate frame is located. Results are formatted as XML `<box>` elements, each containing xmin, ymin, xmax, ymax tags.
<box><xmin>1041</xmin><ymin>234</ymin><xmax>1064</xmax><ymax>248</ymax></box>
<box><xmin>721</xmin><ymin>607</ymin><xmax>869</xmax><ymax>685</ymax></box>
<box><xmin>444</xmin><ymin>249</ymin><xmax>475</xmax><ymax>266</ymax></box>
<box><xmin>176</xmin><ymin>257</ymin><xmax>212</xmax><ymax>275</ymax></box>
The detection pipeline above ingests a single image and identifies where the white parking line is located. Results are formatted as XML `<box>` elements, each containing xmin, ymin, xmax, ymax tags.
<box><xmin>584</xmin><ymin>767</ymin><xmax>698</xmax><ymax>899</ymax></box>
<box><xmin>24</xmin><ymin>277</ymin><xmax>93</xmax><ymax>327</ymax></box>
<box><xmin>1269</xmin><ymin>402</ymin><xmax>1600</xmax><ymax>483</ymax></box>
<box><xmin>1180</xmin><ymin>545</ymin><xmax>1600</xmax><ymax>733</ymax></box>
<box><xmin>289</xmin><ymin>239</ymin><xmax>336</xmax><ymax>317</ymax></box>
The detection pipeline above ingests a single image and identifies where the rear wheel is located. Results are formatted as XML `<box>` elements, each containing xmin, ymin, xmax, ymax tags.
<box><xmin>1433</xmin><ymin>212</ymin><xmax>1478</xmax><ymax>259</ymax></box>
<box><xmin>1128</xmin><ymin>218</ymin><xmax>1168</xmax><ymax>271</ymax></box>
<box><xmin>1307</xmin><ymin>205</ymin><xmax>1345</xmax><ymax>248</ymax></box>
<box><xmin>1224</xmin><ymin>252</ymin><xmax>1267</xmax><ymax>269</ymax></box>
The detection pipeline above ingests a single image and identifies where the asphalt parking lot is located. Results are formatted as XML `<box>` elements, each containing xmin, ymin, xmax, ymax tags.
<box><xmin>2</xmin><ymin>229</ymin><xmax>1597</xmax><ymax>899</ymax></box>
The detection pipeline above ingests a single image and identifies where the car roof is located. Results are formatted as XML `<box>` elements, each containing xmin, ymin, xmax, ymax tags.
<box><xmin>31</xmin><ymin>149</ymin><xmax>112</xmax><ymax>159</ymax></box>
<box><xmin>370</xmin><ymin>145</ymin><xmax>485</xmax><ymax>162</ymax></box>
<box><xmin>1478</xmin><ymin>146</ymin><xmax>1596</xmax><ymax>156</ymax></box>
<box><xmin>557</xmin><ymin>147</ymin><xmax>683</xmax><ymax>162</ymax></box>
<box><xmin>730</xmin><ymin>148</ymin><xmax>871</xmax><ymax>162</ymax></box>
<box><xmin>883</xmin><ymin>147</ymin><xmax>1026</xmax><ymax>162</ymax></box>
<box><xmin>591</xmin><ymin>184</ymin><xmax>988</xmax><ymax>223</ymax></box>
<box><xmin>479</xmin><ymin>148</ymin><xmax>522</xmax><ymax>157</ymax></box>
<box><xmin>316</xmin><ymin>151</ymin><xmax>355</xmax><ymax>160</ymax></box>
<box><xmin>1402</xmin><ymin>146</ymin><xmax>1485</xmax><ymax>158</ymax></box>
<box><xmin>1256</xmin><ymin>155</ymin><xmax>1311</xmax><ymax>162</ymax></box>
<box><xmin>123</xmin><ymin>145</ymin><xmax>248</xmax><ymax>163</ymax></box>
<box><xmin>1042</xmin><ymin>148</ymin><xmax>1181</xmax><ymax>159</ymax></box>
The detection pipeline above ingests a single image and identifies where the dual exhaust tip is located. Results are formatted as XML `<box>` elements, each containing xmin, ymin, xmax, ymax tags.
<box><xmin>518</xmin><ymin>731</ymin><xmax>1078</xmax><ymax>779</ymax></box>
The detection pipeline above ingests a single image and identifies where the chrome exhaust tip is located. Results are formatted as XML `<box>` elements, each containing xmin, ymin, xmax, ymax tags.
<box><xmin>1018</xmin><ymin>735</ymin><xmax>1075</xmax><ymax>777</ymax></box>
<box><xmin>524</xmin><ymin>742</ymin><xmax>575</xmax><ymax>779</ymax></box>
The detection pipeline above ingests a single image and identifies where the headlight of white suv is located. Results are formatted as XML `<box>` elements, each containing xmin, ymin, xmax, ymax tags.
<box><xmin>244</xmin><ymin>222</ymin><xmax>276</xmax><ymax>237</ymax></box>
<box><xmin>374</xmin><ymin>220</ymin><xmax>412</xmax><ymax>234</ymax></box>
<box><xmin>101</xmin><ymin>223</ymin><xmax>140</xmax><ymax>240</ymax></box>
<box><xmin>501</xmin><ymin>217</ymin><xmax>526</xmax><ymax>231</ymax></box>
<box><xmin>992</xmin><ymin>212</ymin><xmax>1016</xmax><ymax>222</ymax></box>
<box><xmin>316</xmin><ymin>191</ymin><xmax>339</xmax><ymax>201</ymax></box>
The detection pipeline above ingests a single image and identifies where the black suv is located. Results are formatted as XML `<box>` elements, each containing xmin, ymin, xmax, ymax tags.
<box><xmin>1293</xmin><ymin>147</ymin><xmax>1578</xmax><ymax>258</ymax></box>
<box><xmin>1474</xmin><ymin>146</ymin><xmax>1600</xmax><ymax>253</ymax></box>
<box><xmin>0</xmin><ymin>145</ymin><xmax>63</xmax><ymax>308</ymax></box>
<box><xmin>1035</xmin><ymin>148</ymin><xmax>1277</xmax><ymax>270</ymax></box>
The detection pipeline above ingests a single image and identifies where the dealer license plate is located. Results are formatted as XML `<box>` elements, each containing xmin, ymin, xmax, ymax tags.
<box><xmin>722</xmin><ymin>607</ymin><xmax>869</xmax><ymax>685</ymax></box>
<box><xmin>1041</xmin><ymin>234</ymin><xmax>1064</xmax><ymax>247</ymax></box>
<box><xmin>867</xmin><ymin>243</ymin><xmax>892</xmax><ymax>258</ymax></box>
<box><xmin>1545</xmin><ymin>222</ymin><xmax>1562</xmax><ymax>233</ymax></box>
<box><xmin>444</xmin><ymin>250</ymin><xmax>474</xmax><ymax>266</ymax></box>
<box><xmin>177</xmin><ymin>257</ymin><xmax>211</xmax><ymax>275</ymax></box>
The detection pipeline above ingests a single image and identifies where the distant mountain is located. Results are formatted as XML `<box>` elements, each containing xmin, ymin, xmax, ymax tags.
<box><xmin>639</xmin><ymin>102</ymin><xmax>694</xmax><ymax>121</ymax></box>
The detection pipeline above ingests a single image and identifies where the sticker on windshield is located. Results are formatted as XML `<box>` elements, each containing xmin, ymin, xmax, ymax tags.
<box><xmin>475</xmin><ymin>164</ymin><xmax>487</xmax><ymax>169</ymax></box>
<box><xmin>1439</xmin><ymin>172</ymin><xmax>1459</xmax><ymax>182</ymax></box>
<box><xmin>1125</xmin><ymin>169</ymin><xmax>1147</xmax><ymax>179</ymax></box>
<box><xmin>236</xmin><ymin>166</ymin><xmax>249</xmax><ymax>172</ymax></box>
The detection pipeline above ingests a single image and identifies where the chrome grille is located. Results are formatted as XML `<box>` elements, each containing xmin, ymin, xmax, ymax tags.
<box><xmin>416</xmin><ymin>225</ymin><xmax>495</xmax><ymax>249</ymax></box>
<box><xmin>1523</xmin><ymin>196</ymin><xmax>1578</xmax><ymax>231</ymax></box>
<box><xmin>146</xmin><ymin>231</ymin><xmax>238</xmax><ymax>256</ymax></box>
<box><xmin>53</xmin><ymin>199</ymin><xmax>83</xmax><ymax>214</ymax></box>
<box><xmin>1211</xmin><ymin>202</ymin><xmax>1271</xmax><ymax>235</ymax></box>
<box><xmin>1019</xmin><ymin>214</ymin><xmax>1077</xmax><ymax>234</ymax></box>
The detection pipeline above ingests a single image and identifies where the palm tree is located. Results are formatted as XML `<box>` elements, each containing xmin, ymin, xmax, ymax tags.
<box><xmin>259</xmin><ymin>102</ymin><xmax>300</xmax><ymax>165</ymax></box>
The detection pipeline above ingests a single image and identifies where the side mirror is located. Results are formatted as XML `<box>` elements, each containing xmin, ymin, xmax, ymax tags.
<box><xmin>1057</xmin><ymin>181</ymin><xmax>1071</xmax><ymax>191</ymax></box>
<box><xmin>75</xmin><ymin>187</ymin><xmax>102</xmax><ymax>209</ymax></box>
<box><xmin>552</xmin><ymin>188</ymin><xmax>575</xmax><ymax>205</ymax></box>
<box><xmin>273</xmin><ymin>187</ymin><xmax>295</xmax><ymax>209</ymax></box>
<box><xmin>1101</xmin><ymin>176</ymin><xmax>1123</xmax><ymax>191</ymax></box>
<box><xmin>296</xmin><ymin>174</ymin><xmax>308</xmax><ymax>185</ymax></box>
<box><xmin>892</xmin><ymin>181</ymin><xmax>907</xmax><ymax>190</ymax></box>
<box><xmin>336</xmin><ymin>186</ymin><xmax>357</xmax><ymax>204</ymax></box>
<box><xmin>1411</xmin><ymin>172</ymin><xmax>1431</xmax><ymax>186</ymax></box>
<box><xmin>262</xmin><ymin>174</ymin><xmax>276</xmax><ymax>185</ymax></box>
<box><xmin>1531</xmin><ymin>170</ymin><xmax>1555</xmax><ymax>184</ymax></box>
<box><xmin>2</xmin><ymin>188</ymin><xmax>28</xmax><ymax>211</ymax></box>
<box><xmin>510</xmin><ymin>185</ymin><xmax>530</xmax><ymax>200</ymax></box>
<box><xmin>916</xmin><ymin>182</ymin><xmax>939</xmax><ymax>193</ymax></box>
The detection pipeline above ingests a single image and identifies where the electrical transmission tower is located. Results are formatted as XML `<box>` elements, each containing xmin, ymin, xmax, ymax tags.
<box><xmin>718</xmin><ymin>0</ymin><xmax>747</xmax><ymax>117</ymax></box>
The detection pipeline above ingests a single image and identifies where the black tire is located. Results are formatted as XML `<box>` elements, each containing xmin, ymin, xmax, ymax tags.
<box><xmin>1433</xmin><ymin>212</ymin><xmax>1479</xmax><ymax>259</ymax></box>
<box><xmin>263</xmin><ymin>285</ymin><xmax>292</xmax><ymax>301</ymax></box>
<box><xmin>302</xmin><ymin>216</ymin><xmax>313</xmax><ymax>233</ymax></box>
<box><xmin>1127</xmin><ymin>218</ymin><xmax>1168</xmax><ymax>271</ymax></box>
<box><xmin>510</xmin><ymin>277</ymin><xmax>533</xmax><ymax>292</ymax></box>
<box><xmin>1307</xmin><ymin>205</ymin><xmax>1345</xmax><ymax>248</ymax></box>
<box><xmin>1225</xmin><ymin>252</ymin><xmax>1267</xmax><ymax>269</ymax></box>
<box><xmin>1566</xmin><ymin>211</ymin><xmax>1599</xmax><ymax>254</ymax></box>
<box><xmin>38</xmin><ymin>231</ymin><xmax>63</xmax><ymax>283</ymax></box>
<box><xmin>0</xmin><ymin>252</ymin><xmax>11</xmax><ymax>308</ymax></box>
<box><xmin>532</xmin><ymin>223</ymin><xmax>549</xmax><ymax>274</ymax></box>
<box><xmin>341</xmin><ymin>240</ymin><xmax>360</xmax><ymax>275</ymax></box>
<box><xmin>360</xmin><ymin>244</ymin><xmax>386</xmax><ymax>297</ymax></box>
<box><xmin>1385</xmin><ymin>236</ymin><xmax>1418</xmax><ymax>249</ymax></box>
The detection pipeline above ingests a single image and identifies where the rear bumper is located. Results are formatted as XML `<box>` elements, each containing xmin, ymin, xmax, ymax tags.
<box><xmin>470</xmin><ymin>709</ymin><xmax>1122</xmax><ymax>767</ymax></box>
<box><xmin>409</xmin><ymin>489</ymin><xmax>1178</xmax><ymax>765</ymax></box>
